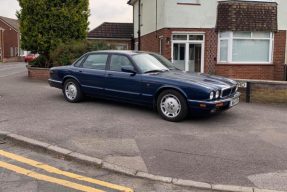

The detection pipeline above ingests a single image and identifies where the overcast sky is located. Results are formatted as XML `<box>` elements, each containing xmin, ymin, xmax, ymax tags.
<box><xmin>0</xmin><ymin>0</ymin><xmax>133</xmax><ymax>30</ymax></box>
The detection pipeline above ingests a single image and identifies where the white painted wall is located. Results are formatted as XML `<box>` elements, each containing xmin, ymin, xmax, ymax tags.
<box><xmin>133</xmin><ymin>1</ymin><xmax>139</xmax><ymax>38</ymax></box>
<box><xmin>163</xmin><ymin>0</ymin><xmax>218</xmax><ymax>29</ymax></box>
<box><xmin>133</xmin><ymin>0</ymin><xmax>165</xmax><ymax>38</ymax></box>
<box><xmin>131</xmin><ymin>0</ymin><xmax>287</xmax><ymax>37</ymax></box>
<box><xmin>277</xmin><ymin>0</ymin><xmax>287</xmax><ymax>30</ymax></box>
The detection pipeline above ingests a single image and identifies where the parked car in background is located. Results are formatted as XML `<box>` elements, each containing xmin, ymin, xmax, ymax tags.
<box><xmin>48</xmin><ymin>51</ymin><xmax>240</xmax><ymax>122</ymax></box>
<box><xmin>24</xmin><ymin>53</ymin><xmax>39</xmax><ymax>63</ymax></box>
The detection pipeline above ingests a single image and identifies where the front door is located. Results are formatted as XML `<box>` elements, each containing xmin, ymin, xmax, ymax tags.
<box><xmin>172</xmin><ymin>34</ymin><xmax>204</xmax><ymax>73</ymax></box>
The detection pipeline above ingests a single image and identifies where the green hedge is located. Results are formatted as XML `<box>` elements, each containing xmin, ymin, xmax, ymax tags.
<box><xmin>50</xmin><ymin>40</ymin><xmax>109</xmax><ymax>67</ymax></box>
<box><xmin>29</xmin><ymin>40</ymin><xmax>109</xmax><ymax>68</ymax></box>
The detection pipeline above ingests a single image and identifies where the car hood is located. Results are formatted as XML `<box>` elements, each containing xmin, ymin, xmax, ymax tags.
<box><xmin>148</xmin><ymin>70</ymin><xmax>237</xmax><ymax>90</ymax></box>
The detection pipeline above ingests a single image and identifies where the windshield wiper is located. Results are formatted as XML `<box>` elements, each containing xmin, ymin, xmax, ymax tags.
<box><xmin>144</xmin><ymin>69</ymin><xmax>168</xmax><ymax>74</ymax></box>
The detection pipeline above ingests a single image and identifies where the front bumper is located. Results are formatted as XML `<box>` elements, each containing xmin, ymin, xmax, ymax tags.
<box><xmin>188</xmin><ymin>92</ymin><xmax>241</xmax><ymax>112</ymax></box>
<box><xmin>48</xmin><ymin>79</ymin><xmax>63</xmax><ymax>89</ymax></box>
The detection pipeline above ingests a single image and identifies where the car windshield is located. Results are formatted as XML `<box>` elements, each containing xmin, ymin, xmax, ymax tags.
<box><xmin>132</xmin><ymin>53</ymin><xmax>175</xmax><ymax>73</ymax></box>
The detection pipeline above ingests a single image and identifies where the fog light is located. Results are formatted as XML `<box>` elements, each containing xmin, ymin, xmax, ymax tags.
<box><xmin>216</xmin><ymin>102</ymin><xmax>224</xmax><ymax>107</ymax></box>
<box><xmin>200</xmin><ymin>104</ymin><xmax>207</xmax><ymax>108</ymax></box>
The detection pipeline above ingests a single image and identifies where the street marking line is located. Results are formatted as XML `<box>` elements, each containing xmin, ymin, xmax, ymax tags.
<box><xmin>0</xmin><ymin>161</ymin><xmax>105</xmax><ymax>192</ymax></box>
<box><xmin>0</xmin><ymin>150</ymin><xmax>134</xmax><ymax>192</ymax></box>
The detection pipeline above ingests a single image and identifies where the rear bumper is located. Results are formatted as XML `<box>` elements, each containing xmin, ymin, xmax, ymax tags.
<box><xmin>188</xmin><ymin>92</ymin><xmax>241</xmax><ymax>112</ymax></box>
<box><xmin>48</xmin><ymin>79</ymin><xmax>63</xmax><ymax>89</ymax></box>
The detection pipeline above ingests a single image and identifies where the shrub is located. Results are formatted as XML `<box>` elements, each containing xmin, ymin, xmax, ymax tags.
<box><xmin>29</xmin><ymin>54</ymin><xmax>50</xmax><ymax>68</ymax></box>
<box><xmin>50</xmin><ymin>40</ymin><xmax>109</xmax><ymax>67</ymax></box>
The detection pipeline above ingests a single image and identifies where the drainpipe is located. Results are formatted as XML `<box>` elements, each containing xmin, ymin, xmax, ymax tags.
<box><xmin>156</xmin><ymin>0</ymin><xmax>158</xmax><ymax>38</ymax></box>
<box><xmin>156</xmin><ymin>0</ymin><xmax>159</xmax><ymax>53</ymax></box>
<box><xmin>137</xmin><ymin>0</ymin><xmax>141</xmax><ymax>51</ymax></box>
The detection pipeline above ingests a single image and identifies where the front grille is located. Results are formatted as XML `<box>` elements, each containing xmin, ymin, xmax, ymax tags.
<box><xmin>222</xmin><ymin>86</ymin><xmax>236</xmax><ymax>98</ymax></box>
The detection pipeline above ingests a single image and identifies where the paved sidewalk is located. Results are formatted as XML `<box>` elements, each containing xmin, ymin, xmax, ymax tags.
<box><xmin>1</xmin><ymin>63</ymin><xmax>287</xmax><ymax>191</ymax></box>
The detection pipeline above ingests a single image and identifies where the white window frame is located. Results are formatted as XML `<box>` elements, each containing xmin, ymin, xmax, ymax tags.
<box><xmin>218</xmin><ymin>31</ymin><xmax>274</xmax><ymax>64</ymax></box>
<box><xmin>177</xmin><ymin>0</ymin><xmax>200</xmax><ymax>4</ymax></box>
<box><xmin>171</xmin><ymin>32</ymin><xmax>205</xmax><ymax>73</ymax></box>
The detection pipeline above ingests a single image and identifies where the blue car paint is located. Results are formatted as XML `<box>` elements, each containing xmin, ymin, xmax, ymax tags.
<box><xmin>48</xmin><ymin>51</ymin><xmax>240</xmax><ymax>112</ymax></box>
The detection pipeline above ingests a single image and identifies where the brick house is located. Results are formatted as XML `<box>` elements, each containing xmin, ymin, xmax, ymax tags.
<box><xmin>88</xmin><ymin>22</ymin><xmax>133</xmax><ymax>50</ymax></box>
<box><xmin>0</xmin><ymin>16</ymin><xmax>20</xmax><ymax>62</ymax></box>
<box><xmin>128</xmin><ymin>0</ymin><xmax>287</xmax><ymax>80</ymax></box>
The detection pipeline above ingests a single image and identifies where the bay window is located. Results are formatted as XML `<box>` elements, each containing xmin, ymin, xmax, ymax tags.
<box><xmin>218</xmin><ymin>31</ymin><xmax>273</xmax><ymax>63</ymax></box>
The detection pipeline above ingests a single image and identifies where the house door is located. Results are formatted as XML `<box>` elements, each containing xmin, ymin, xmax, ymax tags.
<box><xmin>172</xmin><ymin>34</ymin><xmax>204</xmax><ymax>73</ymax></box>
<box><xmin>189</xmin><ymin>44</ymin><xmax>202</xmax><ymax>72</ymax></box>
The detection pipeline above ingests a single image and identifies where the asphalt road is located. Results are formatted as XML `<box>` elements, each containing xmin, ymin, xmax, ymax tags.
<box><xmin>1</xmin><ymin>63</ymin><xmax>287</xmax><ymax>191</ymax></box>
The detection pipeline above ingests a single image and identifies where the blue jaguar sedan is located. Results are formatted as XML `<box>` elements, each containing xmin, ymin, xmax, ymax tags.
<box><xmin>48</xmin><ymin>51</ymin><xmax>240</xmax><ymax>122</ymax></box>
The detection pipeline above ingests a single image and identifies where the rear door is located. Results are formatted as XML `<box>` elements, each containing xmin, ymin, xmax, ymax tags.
<box><xmin>75</xmin><ymin>53</ymin><xmax>109</xmax><ymax>96</ymax></box>
<box><xmin>105</xmin><ymin>54</ymin><xmax>142</xmax><ymax>102</ymax></box>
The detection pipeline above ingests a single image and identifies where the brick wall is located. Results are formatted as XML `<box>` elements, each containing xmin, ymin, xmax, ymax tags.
<box><xmin>0</xmin><ymin>20</ymin><xmax>19</xmax><ymax>58</ymax></box>
<box><xmin>27</xmin><ymin>65</ymin><xmax>50</xmax><ymax>80</ymax></box>
<box><xmin>139</xmin><ymin>28</ymin><xmax>286</xmax><ymax>81</ymax></box>
<box><xmin>140</xmin><ymin>28</ymin><xmax>218</xmax><ymax>74</ymax></box>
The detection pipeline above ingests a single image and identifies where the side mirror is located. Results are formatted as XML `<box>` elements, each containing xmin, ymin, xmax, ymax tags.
<box><xmin>121</xmin><ymin>66</ymin><xmax>136</xmax><ymax>74</ymax></box>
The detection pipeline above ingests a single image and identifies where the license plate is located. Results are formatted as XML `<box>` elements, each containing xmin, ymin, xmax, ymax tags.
<box><xmin>230</xmin><ymin>97</ymin><xmax>240</xmax><ymax>107</ymax></box>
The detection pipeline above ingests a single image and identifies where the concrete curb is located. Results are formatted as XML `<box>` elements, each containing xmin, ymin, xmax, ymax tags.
<box><xmin>0</xmin><ymin>131</ymin><xmax>286</xmax><ymax>192</ymax></box>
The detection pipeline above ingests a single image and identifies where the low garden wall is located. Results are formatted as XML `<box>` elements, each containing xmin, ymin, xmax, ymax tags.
<box><xmin>26</xmin><ymin>65</ymin><xmax>50</xmax><ymax>80</ymax></box>
<box><xmin>237</xmin><ymin>79</ymin><xmax>287</xmax><ymax>104</ymax></box>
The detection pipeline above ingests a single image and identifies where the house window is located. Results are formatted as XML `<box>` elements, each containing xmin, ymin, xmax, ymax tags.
<box><xmin>177</xmin><ymin>0</ymin><xmax>200</xmax><ymax>5</ymax></box>
<box><xmin>218</xmin><ymin>31</ymin><xmax>273</xmax><ymax>63</ymax></box>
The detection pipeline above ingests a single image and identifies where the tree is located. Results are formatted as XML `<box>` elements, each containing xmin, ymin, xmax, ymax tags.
<box><xmin>17</xmin><ymin>0</ymin><xmax>90</xmax><ymax>67</ymax></box>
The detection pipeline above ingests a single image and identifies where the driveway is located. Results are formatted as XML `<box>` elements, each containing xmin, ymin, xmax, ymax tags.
<box><xmin>1</xmin><ymin>63</ymin><xmax>287</xmax><ymax>191</ymax></box>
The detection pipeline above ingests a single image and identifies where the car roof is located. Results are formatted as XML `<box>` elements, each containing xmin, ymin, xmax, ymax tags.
<box><xmin>87</xmin><ymin>50</ymin><xmax>151</xmax><ymax>56</ymax></box>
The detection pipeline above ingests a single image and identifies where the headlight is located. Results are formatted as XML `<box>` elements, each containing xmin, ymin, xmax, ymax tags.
<box><xmin>215</xmin><ymin>90</ymin><xmax>220</xmax><ymax>99</ymax></box>
<box><xmin>235</xmin><ymin>85</ymin><xmax>239</xmax><ymax>92</ymax></box>
<box><xmin>209</xmin><ymin>92</ymin><xmax>214</xmax><ymax>100</ymax></box>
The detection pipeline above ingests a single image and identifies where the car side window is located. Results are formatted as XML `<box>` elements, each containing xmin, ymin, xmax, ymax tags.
<box><xmin>82</xmin><ymin>54</ymin><xmax>108</xmax><ymax>70</ymax></box>
<box><xmin>74</xmin><ymin>56</ymin><xmax>85</xmax><ymax>67</ymax></box>
<box><xmin>109</xmin><ymin>55</ymin><xmax>134</xmax><ymax>72</ymax></box>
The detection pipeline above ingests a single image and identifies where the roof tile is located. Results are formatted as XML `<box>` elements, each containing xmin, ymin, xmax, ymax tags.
<box><xmin>88</xmin><ymin>22</ymin><xmax>133</xmax><ymax>39</ymax></box>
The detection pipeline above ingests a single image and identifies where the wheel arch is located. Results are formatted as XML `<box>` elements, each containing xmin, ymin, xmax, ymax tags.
<box><xmin>62</xmin><ymin>75</ymin><xmax>81</xmax><ymax>86</ymax></box>
<box><xmin>153</xmin><ymin>86</ymin><xmax>188</xmax><ymax>109</ymax></box>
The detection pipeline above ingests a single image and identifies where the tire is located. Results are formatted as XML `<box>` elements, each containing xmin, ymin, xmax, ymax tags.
<box><xmin>157</xmin><ymin>89</ymin><xmax>188</xmax><ymax>122</ymax></box>
<box><xmin>63</xmin><ymin>79</ymin><xmax>84</xmax><ymax>103</ymax></box>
